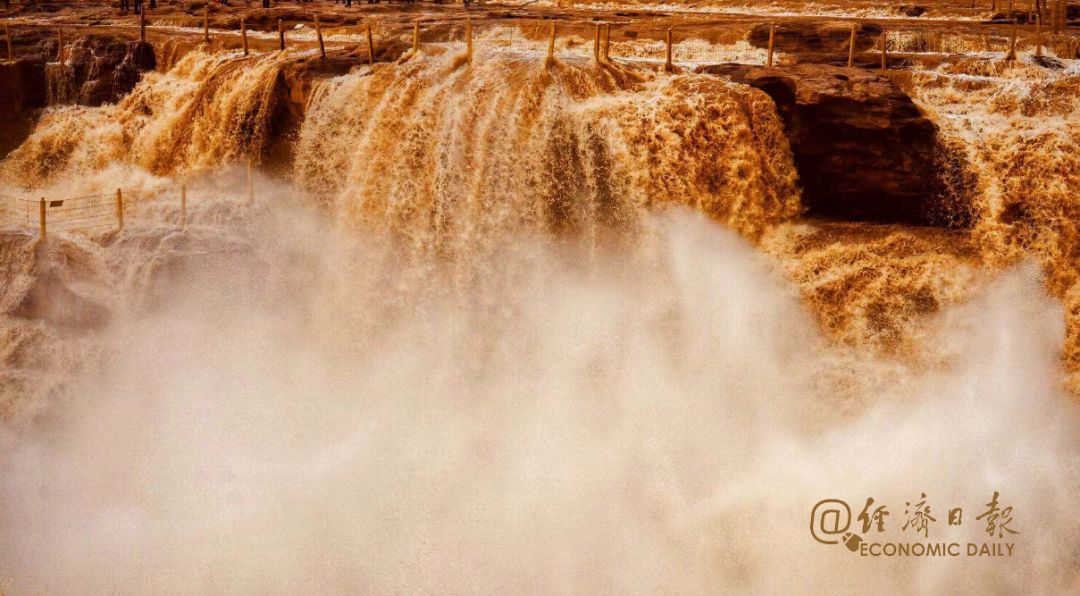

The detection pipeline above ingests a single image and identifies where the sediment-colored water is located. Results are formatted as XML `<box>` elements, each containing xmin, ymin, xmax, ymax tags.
<box><xmin>1</xmin><ymin>18</ymin><xmax>1078</xmax><ymax>594</ymax></box>
<box><xmin>3</xmin><ymin>51</ymin><xmax>286</xmax><ymax>192</ymax></box>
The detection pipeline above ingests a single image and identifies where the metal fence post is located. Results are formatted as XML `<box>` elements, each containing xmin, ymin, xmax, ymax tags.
<box><xmin>546</xmin><ymin>22</ymin><xmax>556</xmax><ymax>67</ymax></box>
<box><xmin>366</xmin><ymin>22</ymin><xmax>375</xmax><ymax>66</ymax></box>
<box><xmin>116</xmin><ymin>188</ymin><xmax>124</xmax><ymax>230</ymax></box>
<box><xmin>316</xmin><ymin>15</ymin><xmax>325</xmax><ymax>59</ymax></box>
<box><xmin>767</xmin><ymin>24</ymin><xmax>776</xmax><ymax>67</ymax></box>
<box><xmin>603</xmin><ymin>24</ymin><xmax>611</xmax><ymax>61</ymax></box>
<box><xmin>665</xmin><ymin>28</ymin><xmax>674</xmax><ymax>71</ymax></box>
<box><xmin>847</xmin><ymin>25</ymin><xmax>856</xmax><ymax>67</ymax></box>
<box><xmin>593</xmin><ymin>24</ymin><xmax>600</xmax><ymax>63</ymax></box>
<box><xmin>880</xmin><ymin>29</ymin><xmax>888</xmax><ymax>70</ymax></box>
<box><xmin>38</xmin><ymin>197</ymin><xmax>46</xmax><ymax>240</ymax></box>
<box><xmin>1006</xmin><ymin>20</ymin><xmax>1018</xmax><ymax>60</ymax></box>
<box><xmin>466</xmin><ymin>18</ymin><xmax>473</xmax><ymax>65</ymax></box>
<box><xmin>1035</xmin><ymin>14</ymin><xmax>1042</xmax><ymax>57</ymax></box>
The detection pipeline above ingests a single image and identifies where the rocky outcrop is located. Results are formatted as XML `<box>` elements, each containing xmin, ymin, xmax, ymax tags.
<box><xmin>897</xmin><ymin>5</ymin><xmax>928</xmax><ymax>17</ymax></box>
<box><xmin>260</xmin><ymin>55</ymin><xmax>364</xmax><ymax>170</ymax></box>
<box><xmin>0</xmin><ymin>57</ymin><xmax>47</xmax><ymax>158</ymax></box>
<box><xmin>0</xmin><ymin>35</ymin><xmax>156</xmax><ymax>157</ymax></box>
<box><xmin>44</xmin><ymin>35</ymin><xmax>156</xmax><ymax>105</ymax></box>
<box><xmin>0</xmin><ymin>232</ymin><xmax>109</xmax><ymax>329</ymax></box>
<box><xmin>996</xmin><ymin>3</ymin><xmax>1080</xmax><ymax>24</ymax></box>
<box><xmin>698</xmin><ymin>63</ymin><xmax>970</xmax><ymax>226</ymax></box>
<box><xmin>261</xmin><ymin>48</ymin><xmax>406</xmax><ymax>170</ymax></box>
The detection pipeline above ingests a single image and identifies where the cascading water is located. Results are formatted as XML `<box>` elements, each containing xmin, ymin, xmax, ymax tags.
<box><xmin>1</xmin><ymin>50</ymin><xmax>288</xmax><ymax>192</ymax></box>
<box><xmin>1</xmin><ymin>32</ymin><xmax>1079</xmax><ymax>595</ymax></box>
<box><xmin>910</xmin><ymin>60</ymin><xmax>1080</xmax><ymax>387</ymax></box>
<box><xmin>753</xmin><ymin>60</ymin><xmax>1080</xmax><ymax>383</ymax></box>
<box><xmin>294</xmin><ymin>53</ymin><xmax>800</xmax><ymax>257</ymax></box>
<box><xmin>44</xmin><ymin>62</ymin><xmax>76</xmax><ymax>105</ymax></box>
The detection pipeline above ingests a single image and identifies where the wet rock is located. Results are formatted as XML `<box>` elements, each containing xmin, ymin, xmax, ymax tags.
<box><xmin>50</xmin><ymin>36</ymin><xmax>156</xmax><ymax>105</ymax></box>
<box><xmin>698</xmin><ymin>63</ymin><xmax>968</xmax><ymax>226</ymax></box>
<box><xmin>0</xmin><ymin>57</ymin><xmax>47</xmax><ymax>158</ymax></box>
<box><xmin>898</xmin><ymin>5</ymin><xmax>928</xmax><ymax>17</ymax></box>
<box><xmin>0</xmin><ymin>233</ymin><xmax>109</xmax><ymax>329</ymax></box>
<box><xmin>10</xmin><ymin>269</ymin><xmax>109</xmax><ymax>329</ymax></box>
<box><xmin>991</xmin><ymin>11</ymin><xmax>1033</xmax><ymax>23</ymax></box>
<box><xmin>263</xmin><ymin>55</ymin><xmax>386</xmax><ymax>170</ymax></box>
<box><xmin>1032</xmin><ymin>55</ymin><xmax>1066</xmax><ymax>70</ymax></box>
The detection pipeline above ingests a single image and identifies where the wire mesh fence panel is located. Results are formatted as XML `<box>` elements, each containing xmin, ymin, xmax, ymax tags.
<box><xmin>0</xmin><ymin>189</ymin><xmax>169</xmax><ymax>236</ymax></box>
<box><xmin>2</xmin><ymin>181</ymin><xmax>257</xmax><ymax>237</ymax></box>
<box><xmin>41</xmin><ymin>193</ymin><xmax>117</xmax><ymax>233</ymax></box>
<box><xmin>0</xmin><ymin>195</ymin><xmax>43</xmax><ymax>231</ymax></box>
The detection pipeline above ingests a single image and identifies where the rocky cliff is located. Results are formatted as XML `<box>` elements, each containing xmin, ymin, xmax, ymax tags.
<box><xmin>700</xmin><ymin>63</ymin><xmax>971</xmax><ymax>226</ymax></box>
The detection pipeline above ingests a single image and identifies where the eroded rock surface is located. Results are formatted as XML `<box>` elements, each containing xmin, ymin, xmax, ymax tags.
<box><xmin>0</xmin><ymin>34</ymin><xmax>156</xmax><ymax>158</ymax></box>
<box><xmin>0</xmin><ymin>57</ymin><xmax>47</xmax><ymax>157</ymax></box>
<box><xmin>0</xmin><ymin>232</ymin><xmax>108</xmax><ymax>329</ymax></box>
<box><xmin>699</xmin><ymin>63</ymin><xmax>970</xmax><ymax>226</ymax></box>
<box><xmin>44</xmin><ymin>35</ymin><xmax>156</xmax><ymax>105</ymax></box>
